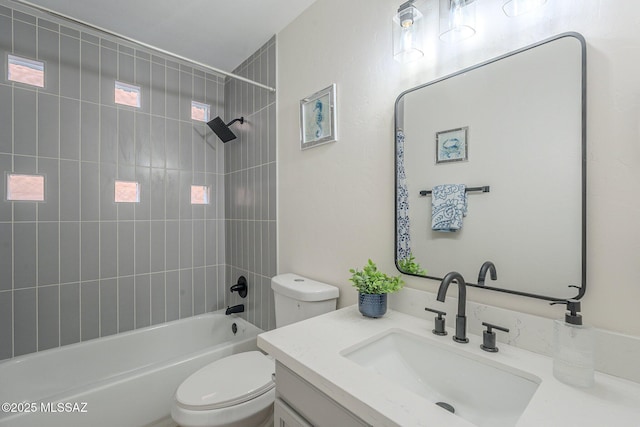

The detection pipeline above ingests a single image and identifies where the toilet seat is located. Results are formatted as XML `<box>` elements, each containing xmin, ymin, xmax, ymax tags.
<box><xmin>175</xmin><ymin>351</ymin><xmax>275</xmax><ymax>411</ymax></box>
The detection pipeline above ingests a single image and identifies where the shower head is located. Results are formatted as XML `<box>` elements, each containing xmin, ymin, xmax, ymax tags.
<box><xmin>207</xmin><ymin>116</ymin><xmax>244</xmax><ymax>143</ymax></box>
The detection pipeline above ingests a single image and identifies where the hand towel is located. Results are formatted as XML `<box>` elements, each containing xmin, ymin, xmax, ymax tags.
<box><xmin>431</xmin><ymin>184</ymin><xmax>467</xmax><ymax>232</ymax></box>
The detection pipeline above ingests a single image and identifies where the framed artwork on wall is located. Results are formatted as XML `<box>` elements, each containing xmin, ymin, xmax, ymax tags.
<box><xmin>300</xmin><ymin>84</ymin><xmax>337</xmax><ymax>150</ymax></box>
<box><xmin>436</xmin><ymin>127</ymin><xmax>468</xmax><ymax>164</ymax></box>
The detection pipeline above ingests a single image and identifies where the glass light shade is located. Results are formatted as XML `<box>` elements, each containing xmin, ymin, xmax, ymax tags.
<box><xmin>503</xmin><ymin>0</ymin><xmax>547</xmax><ymax>16</ymax></box>
<box><xmin>393</xmin><ymin>5</ymin><xmax>424</xmax><ymax>63</ymax></box>
<box><xmin>439</xmin><ymin>0</ymin><xmax>476</xmax><ymax>43</ymax></box>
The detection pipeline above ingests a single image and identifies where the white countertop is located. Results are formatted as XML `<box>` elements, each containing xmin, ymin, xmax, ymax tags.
<box><xmin>257</xmin><ymin>306</ymin><xmax>640</xmax><ymax>427</ymax></box>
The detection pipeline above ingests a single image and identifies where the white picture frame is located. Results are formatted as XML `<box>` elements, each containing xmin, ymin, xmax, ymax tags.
<box><xmin>300</xmin><ymin>84</ymin><xmax>337</xmax><ymax>150</ymax></box>
<box><xmin>436</xmin><ymin>127</ymin><xmax>468</xmax><ymax>164</ymax></box>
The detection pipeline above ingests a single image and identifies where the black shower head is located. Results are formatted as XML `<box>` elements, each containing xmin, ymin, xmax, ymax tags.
<box><xmin>207</xmin><ymin>116</ymin><xmax>244</xmax><ymax>143</ymax></box>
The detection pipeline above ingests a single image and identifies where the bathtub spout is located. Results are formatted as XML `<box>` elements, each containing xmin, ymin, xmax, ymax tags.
<box><xmin>225</xmin><ymin>304</ymin><xmax>245</xmax><ymax>315</ymax></box>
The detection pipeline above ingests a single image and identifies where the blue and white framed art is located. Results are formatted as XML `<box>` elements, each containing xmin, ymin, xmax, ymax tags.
<box><xmin>436</xmin><ymin>126</ymin><xmax>468</xmax><ymax>164</ymax></box>
<box><xmin>300</xmin><ymin>84</ymin><xmax>337</xmax><ymax>150</ymax></box>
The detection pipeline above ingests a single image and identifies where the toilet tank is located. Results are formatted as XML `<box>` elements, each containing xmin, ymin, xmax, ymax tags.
<box><xmin>271</xmin><ymin>274</ymin><xmax>339</xmax><ymax>328</ymax></box>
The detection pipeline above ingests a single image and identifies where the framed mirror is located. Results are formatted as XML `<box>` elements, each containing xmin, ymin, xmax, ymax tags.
<box><xmin>395</xmin><ymin>33</ymin><xmax>586</xmax><ymax>301</ymax></box>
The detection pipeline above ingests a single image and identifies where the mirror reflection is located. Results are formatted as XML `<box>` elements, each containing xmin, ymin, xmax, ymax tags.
<box><xmin>395</xmin><ymin>33</ymin><xmax>585</xmax><ymax>300</ymax></box>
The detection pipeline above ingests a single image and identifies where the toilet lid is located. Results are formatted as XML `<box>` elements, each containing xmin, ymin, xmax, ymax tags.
<box><xmin>175</xmin><ymin>351</ymin><xmax>275</xmax><ymax>411</ymax></box>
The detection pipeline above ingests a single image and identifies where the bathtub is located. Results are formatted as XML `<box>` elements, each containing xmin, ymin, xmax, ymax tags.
<box><xmin>0</xmin><ymin>311</ymin><xmax>262</xmax><ymax>427</ymax></box>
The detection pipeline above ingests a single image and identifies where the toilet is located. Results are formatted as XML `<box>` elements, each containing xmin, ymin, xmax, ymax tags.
<box><xmin>170</xmin><ymin>273</ymin><xmax>339</xmax><ymax>427</ymax></box>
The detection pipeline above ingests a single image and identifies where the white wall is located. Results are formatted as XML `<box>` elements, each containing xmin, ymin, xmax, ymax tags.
<box><xmin>277</xmin><ymin>0</ymin><xmax>640</xmax><ymax>337</ymax></box>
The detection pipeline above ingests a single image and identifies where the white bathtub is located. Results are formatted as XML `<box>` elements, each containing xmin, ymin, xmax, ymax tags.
<box><xmin>0</xmin><ymin>311</ymin><xmax>261</xmax><ymax>427</ymax></box>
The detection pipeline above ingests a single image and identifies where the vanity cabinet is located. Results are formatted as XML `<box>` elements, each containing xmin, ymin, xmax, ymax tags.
<box><xmin>274</xmin><ymin>362</ymin><xmax>370</xmax><ymax>427</ymax></box>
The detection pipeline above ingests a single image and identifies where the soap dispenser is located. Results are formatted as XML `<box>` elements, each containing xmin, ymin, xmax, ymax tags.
<box><xmin>550</xmin><ymin>299</ymin><xmax>594</xmax><ymax>387</ymax></box>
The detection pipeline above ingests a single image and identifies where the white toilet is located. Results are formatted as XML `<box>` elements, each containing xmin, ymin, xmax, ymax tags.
<box><xmin>170</xmin><ymin>273</ymin><xmax>339</xmax><ymax>427</ymax></box>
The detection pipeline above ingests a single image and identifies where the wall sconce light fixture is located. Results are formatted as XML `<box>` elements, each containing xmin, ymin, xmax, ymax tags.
<box><xmin>502</xmin><ymin>0</ymin><xmax>547</xmax><ymax>16</ymax></box>
<box><xmin>393</xmin><ymin>0</ymin><xmax>424</xmax><ymax>63</ymax></box>
<box><xmin>439</xmin><ymin>0</ymin><xmax>477</xmax><ymax>43</ymax></box>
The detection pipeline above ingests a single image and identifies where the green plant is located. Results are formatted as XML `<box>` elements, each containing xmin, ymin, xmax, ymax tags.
<box><xmin>349</xmin><ymin>259</ymin><xmax>404</xmax><ymax>294</ymax></box>
<box><xmin>398</xmin><ymin>252</ymin><xmax>426</xmax><ymax>275</ymax></box>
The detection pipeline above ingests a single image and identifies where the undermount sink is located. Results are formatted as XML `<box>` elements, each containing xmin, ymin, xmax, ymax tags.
<box><xmin>341</xmin><ymin>329</ymin><xmax>540</xmax><ymax>427</ymax></box>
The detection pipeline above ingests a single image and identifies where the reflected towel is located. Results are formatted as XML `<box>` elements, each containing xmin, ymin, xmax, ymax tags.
<box><xmin>431</xmin><ymin>184</ymin><xmax>467</xmax><ymax>232</ymax></box>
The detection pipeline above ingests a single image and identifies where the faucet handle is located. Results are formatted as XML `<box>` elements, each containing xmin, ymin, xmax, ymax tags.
<box><xmin>425</xmin><ymin>307</ymin><xmax>448</xmax><ymax>336</ymax></box>
<box><xmin>480</xmin><ymin>322</ymin><xmax>510</xmax><ymax>353</ymax></box>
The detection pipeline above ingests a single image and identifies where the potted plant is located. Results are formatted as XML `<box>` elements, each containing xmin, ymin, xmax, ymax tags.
<box><xmin>349</xmin><ymin>259</ymin><xmax>404</xmax><ymax>318</ymax></box>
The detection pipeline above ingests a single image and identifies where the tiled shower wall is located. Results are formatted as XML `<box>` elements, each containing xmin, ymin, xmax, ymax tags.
<box><xmin>225</xmin><ymin>37</ymin><xmax>277</xmax><ymax>331</ymax></box>
<box><xmin>0</xmin><ymin>3</ymin><xmax>228</xmax><ymax>360</ymax></box>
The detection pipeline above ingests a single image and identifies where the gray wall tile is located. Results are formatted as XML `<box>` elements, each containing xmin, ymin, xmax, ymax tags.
<box><xmin>0</xmin><ymin>291</ymin><xmax>12</xmax><ymax>359</ymax></box>
<box><xmin>150</xmin><ymin>272</ymin><xmax>165</xmax><ymax>325</ymax></box>
<box><xmin>38</xmin><ymin>28</ymin><xmax>60</xmax><ymax>95</ymax></box>
<box><xmin>135</xmin><ymin>57</ymin><xmax>150</xmax><ymax>113</ymax></box>
<box><xmin>165</xmin><ymin>220</ymin><xmax>179</xmax><ymax>270</ymax></box>
<box><xmin>100</xmin><ymin>46</ymin><xmax>117</xmax><ymax>105</ymax></box>
<box><xmin>180</xmin><ymin>220</ymin><xmax>192</xmax><ymax>268</ymax></box>
<box><xmin>136</xmin><ymin>113</ymin><xmax>151</xmax><ymax>167</ymax></box>
<box><xmin>81</xmin><ymin>280</ymin><xmax>99</xmax><ymax>340</ymax></box>
<box><xmin>60</xmin><ymin>35</ymin><xmax>80</xmax><ymax>99</ymax></box>
<box><xmin>0</xmin><ymin>85</ymin><xmax>12</xmax><ymax>154</ymax></box>
<box><xmin>193</xmin><ymin>220</ymin><xmax>205</xmax><ymax>267</ymax></box>
<box><xmin>38</xmin><ymin>222</ymin><xmax>59</xmax><ymax>286</ymax></box>
<box><xmin>14</xmin><ymin>288</ymin><xmax>37</xmax><ymax>356</ymax></box>
<box><xmin>81</xmin><ymin>222</ymin><xmax>99</xmax><ymax>281</ymax></box>
<box><xmin>60</xmin><ymin>222</ymin><xmax>80</xmax><ymax>283</ymax></box>
<box><xmin>179</xmin><ymin>269</ymin><xmax>192</xmax><ymax>318</ymax></box>
<box><xmin>165</xmin><ymin>270</ymin><xmax>179</xmax><ymax>321</ymax></box>
<box><xmin>193</xmin><ymin>267</ymin><xmax>205</xmax><ymax>315</ymax></box>
<box><xmin>135</xmin><ymin>166</ymin><xmax>150</xmax><ymax>220</ymax></box>
<box><xmin>100</xmin><ymin>278</ymin><xmax>117</xmax><ymax>336</ymax></box>
<box><xmin>60</xmin><ymin>283</ymin><xmax>80</xmax><ymax>345</ymax></box>
<box><xmin>38</xmin><ymin>285</ymin><xmax>59</xmax><ymax>351</ymax></box>
<box><xmin>179</xmin><ymin>123</ymin><xmax>192</xmax><ymax>170</ymax></box>
<box><xmin>14</xmin><ymin>89</ymin><xmax>37</xmax><ymax>156</ymax></box>
<box><xmin>60</xmin><ymin>160</ymin><xmax>80</xmax><ymax>221</ymax></box>
<box><xmin>151</xmin><ymin>116</ymin><xmax>165</xmax><ymax>169</ymax></box>
<box><xmin>118</xmin><ymin>276</ymin><xmax>134</xmax><ymax>332</ymax></box>
<box><xmin>135</xmin><ymin>274</ymin><xmax>150</xmax><ymax>328</ymax></box>
<box><xmin>150</xmin><ymin>168</ymin><xmax>165</xmax><ymax>220</ymax></box>
<box><xmin>151</xmin><ymin>63</ymin><xmax>165</xmax><ymax>117</ymax></box>
<box><xmin>81</xmin><ymin>102</ymin><xmax>100</xmax><ymax>161</ymax></box>
<box><xmin>165</xmin><ymin>169</ymin><xmax>179</xmax><ymax>219</ymax></box>
<box><xmin>165</xmin><ymin>119</ymin><xmax>180</xmax><ymax>169</ymax></box>
<box><xmin>118</xmin><ymin>221</ymin><xmax>134</xmax><ymax>276</ymax></box>
<box><xmin>135</xmin><ymin>221</ymin><xmax>150</xmax><ymax>274</ymax></box>
<box><xmin>38</xmin><ymin>93</ymin><xmax>60</xmax><ymax>157</ymax></box>
<box><xmin>60</xmin><ymin>98</ymin><xmax>80</xmax><ymax>160</ymax></box>
<box><xmin>80</xmin><ymin>161</ymin><xmax>99</xmax><ymax>221</ymax></box>
<box><xmin>81</xmin><ymin>41</ymin><xmax>99</xmax><ymax>103</ymax></box>
<box><xmin>118</xmin><ymin>109</ymin><xmax>135</xmax><ymax>165</ymax></box>
<box><xmin>0</xmin><ymin>14</ymin><xmax>11</xmax><ymax>53</ymax></box>
<box><xmin>13</xmin><ymin>20</ymin><xmax>36</xmax><ymax>59</ymax></box>
<box><xmin>0</xmin><ymin>223</ymin><xmax>12</xmax><ymax>291</ymax></box>
<box><xmin>118</xmin><ymin>52</ymin><xmax>134</xmax><ymax>84</ymax></box>
<box><xmin>37</xmin><ymin>158</ymin><xmax>59</xmax><ymax>221</ymax></box>
<box><xmin>100</xmin><ymin>106</ymin><xmax>117</xmax><ymax>164</ymax></box>
<box><xmin>150</xmin><ymin>221</ymin><xmax>165</xmax><ymax>273</ymax></box>
<box><xmin>166</xmin><ymin>67</ymin><xmax>180</xmax><ymax>120</ymax></box>
<box><xmin>100</xmin><ymin>221</ymin><xmax>117</xmax><ymax>278</ymax></box>
<box><xmin>100</xmin><ymin>163</ymin><xmax>117</xmax><ymax>220</ymax></box>
<box><xmin>14</xmin><ymin>223</ymin><xmax>36</xmax><ymax>288</ymax></box>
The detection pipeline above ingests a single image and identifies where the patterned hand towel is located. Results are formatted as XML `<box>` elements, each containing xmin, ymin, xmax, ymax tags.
<box><xmin>431</xmin><ymin>184</ymin><xmax>467</xmax><ymax>232</ymax></box>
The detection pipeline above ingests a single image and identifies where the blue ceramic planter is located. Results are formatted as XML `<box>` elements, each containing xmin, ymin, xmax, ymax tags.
<box><xmin>358</xmin><ymin>293</ymin><xmax>387</xmax><ymax>318</ymax></box>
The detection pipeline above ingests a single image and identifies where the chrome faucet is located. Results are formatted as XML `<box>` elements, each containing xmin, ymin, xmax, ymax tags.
<box><xmin>477</xmin><ymin>261</ymin><xmax>497</xmax><ymax>286</ymax></box>
<box><xmin>436</xmin><ymin>272</ymin><xmax>469</xmax><ymax>343</ymax></box>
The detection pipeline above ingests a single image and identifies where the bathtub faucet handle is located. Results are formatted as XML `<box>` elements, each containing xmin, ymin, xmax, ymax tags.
<box><xmin>230</xmin><ymin>276</ymin><xmax>248</xmax><ymax>298</ymax></box>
